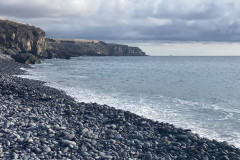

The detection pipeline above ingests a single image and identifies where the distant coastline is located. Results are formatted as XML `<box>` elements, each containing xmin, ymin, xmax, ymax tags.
<box><xmin>0</xmin><ymin>19</ymin><xmax>146</xmax><ymax>64</ymax></box>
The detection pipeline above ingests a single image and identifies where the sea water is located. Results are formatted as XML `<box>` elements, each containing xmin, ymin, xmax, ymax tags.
<box><xmin>20</xmin><ymin>56</ymin><xmax>240</xmax><ymax>147</ymax></box>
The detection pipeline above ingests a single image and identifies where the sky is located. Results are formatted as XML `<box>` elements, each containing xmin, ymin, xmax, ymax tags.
<box><xmin>1</xmin><ymin>0</ymin><xmax>240</xmax><ymax>56</ymax></box>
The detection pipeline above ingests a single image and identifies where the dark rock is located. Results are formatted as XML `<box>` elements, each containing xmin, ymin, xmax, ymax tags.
<box><xmin>12</xmin><ymin>53</ymin><xmax>41</xmax><ymax>64</ymax></box>
<box><xmin>31</xmin><ymin>147</ymin><xmax>42</xmax><ymax>153</ymax></box>
<box><xmin>177</xmin><ymin>135</ymin><xmax>188</xmax><ymax>140</ymax></box>
<box><xmin>4</xmin><ymin>49</ymin><xmax>17</xmax><ymax>56</ymax></box>
<box><xmin>146</xmin><ymin>152</ymin><xmax>152</xmax><ymax>160</ymax></box>
<box><xmin>219</xmin><ymin>155</ymin><xmax>230</xmax><ymax>160</ymax></box>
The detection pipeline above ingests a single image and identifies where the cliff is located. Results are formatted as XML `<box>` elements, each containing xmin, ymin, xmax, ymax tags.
<box><xmin>0</xmin><ymin>19</ymin><xmax>146</xmax><ymax>64</ymax></box>
<box><xmin>0</xmin><ymin>20</ymin><xmax>46</xmax><ymax>64</ymax></box>
<box><xmin>46</xmin><ymin>39</ymin><xmax>146</xmax><ymax>59</ymax></box>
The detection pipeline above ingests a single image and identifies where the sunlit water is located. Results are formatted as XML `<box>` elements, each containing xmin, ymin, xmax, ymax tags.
<box><xmin>20</xmin><ymin>56</ymin><xmax>240</xmax><ymax>147</ymax></box>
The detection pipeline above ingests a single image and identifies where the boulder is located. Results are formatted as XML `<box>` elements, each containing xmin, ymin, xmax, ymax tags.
<box><xmin>12</xmin><ymin>53</ymin><xmax>41</xmax><ymax>64</ymax></box>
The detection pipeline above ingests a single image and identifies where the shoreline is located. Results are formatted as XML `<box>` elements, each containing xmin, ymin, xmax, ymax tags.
<box><xmin>0</xmin><ymin>57</ymin><xmax>240</xmax><ymax>159</ymax></box>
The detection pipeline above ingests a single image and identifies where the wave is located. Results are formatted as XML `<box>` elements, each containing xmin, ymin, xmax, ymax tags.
<box><xmin>36</xmin><ymin>80</ymin><xmax>240</xmax><ymax>148</ymax></box>
<box><xmin>16</xmin><ymin>59</ymin><xmax>240</xmax><ymax>148</ymax></box>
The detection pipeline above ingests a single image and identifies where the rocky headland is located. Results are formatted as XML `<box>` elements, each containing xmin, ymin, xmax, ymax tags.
<box><xmin>0</xmin><ymin>19</ymin><xmax>240</xmax><ymax>159</ymax></box>
<box><xmin>46</xmin><ymin>39</ymin><xmax>146</xmax><ymax>59</ymax></box>
<box><xmin>0</xmin><ymin>20</ymin><xmax>46</xmax><ymax>64</ymax></box>
<box><xmin>0</xmin><ymin>19</ymin><xmax>146</xmax><ymax>64</ymax></box>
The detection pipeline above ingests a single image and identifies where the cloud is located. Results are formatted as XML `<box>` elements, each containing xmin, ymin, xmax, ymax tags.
<box><xmin>0</xmin><ymin>0</ymin><xmax>100</xmax><ymax>18</ymax></box>
<box><xmin>0</xmin><ymin>0</ymin><xmax>239</xmax><ymax>41</ymax></box>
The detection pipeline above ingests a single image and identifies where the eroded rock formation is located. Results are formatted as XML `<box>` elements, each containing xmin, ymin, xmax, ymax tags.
<box><xmin>0</xmin><ymin>19</ymin><xmax>146</xmax><ymax>64</ymax></box>
<box><xmin>0</xmin><ymin>20</ymin><xmax>46</xmax><ymax>64</ymax></box>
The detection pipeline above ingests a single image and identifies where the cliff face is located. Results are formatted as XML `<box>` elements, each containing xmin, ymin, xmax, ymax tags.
<box><xmin>107</xmin><ymin>43</ymin><xmax>146</xmax><ymax>56</ymax></box>
<box><xmin>0</xmin><ymin>20</ymin><xmax>46</xmax><ymax>64</ymax></box>
<box><xmin>0</xmin><ymin>19</ymin><xmax>146</xmax><ymax>64</ymax></box>
<box><xmin>46</xmin><ymin>39</ymin><xmax>146</xmax><ymax>58</ymax></box>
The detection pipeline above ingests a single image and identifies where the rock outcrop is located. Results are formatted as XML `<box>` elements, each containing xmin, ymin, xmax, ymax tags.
<box><xmin>0</xmin><ymin>20</ymin><xmax>46</xmax><ymax>64</ymax></box>
<box><xmin>46</xmin><ymin>39</ymin><xmax>146</xmax><ymax>58</ymax></box>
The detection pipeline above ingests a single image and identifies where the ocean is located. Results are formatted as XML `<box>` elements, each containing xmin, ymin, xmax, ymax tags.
<box><xmin>20</xmin><ymin>56</ymin><xmax>240</xmax><ymax>147</ymax></box>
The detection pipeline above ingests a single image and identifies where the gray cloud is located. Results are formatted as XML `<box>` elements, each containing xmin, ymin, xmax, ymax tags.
<box><xmin>0</xmin><ymin>0</ymin><xmax>239</xmax><ymax>42</ymax></box>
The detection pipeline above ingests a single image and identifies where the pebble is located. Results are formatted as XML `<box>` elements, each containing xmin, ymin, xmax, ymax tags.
<box><xmin>64</xmin><ymin>133</ymin><xmax>75</xmax><ymax>140</ymax></box>
<box><xmin>27</xmin><ymin>138</ymin><xmax>34</xmax><ymax>143</ymax></box>
<box><xmin>202</xmin><ymin>155</ymin><xmax>209</xmax><ymax>160</ymax></box>
<box><xmin>12</xmin><ymin>153</ymin><xmax>18</xmax><ymax>159</ymax></box>
<box><xmin>115</xmin><ymin>134</ymin><xmax>122</xmax><ymax>139</ymax></box>
<box><xmin>101</xmin><ymin>155</ymin><xmax>113</xmax><ymax>159</ymax></box>
<box><xmin>43</xmin><ymin>146</ymin><xmax>51</xmax><ymax>153</ymax></box>
<box><xmin>6</xmin><ymin>141</ymin><xmax>10</xmax><ymax>146</ymax></box>
<box><xmin>146</xmin><ymin>153</ymin><xmax>152</xmax><ymax>160</ymax></box>
<box><xmin>144</xmin><ymin>142</ymin><xmax>151</xmax><ymax>149</ymax></box>
<box><xmin>220</xmin><ymin>155</ymin><xmax>230</xmax><ymax>160</ymax></box>
<box><xmin>0</xmin><ymin>59</ymin><xmax>239</xmax><ymax>159</ymax></box>
<box><xmin>63</xmin><ymin>140</ymin><xmax>77</xmax><ymax>147</ymax></box>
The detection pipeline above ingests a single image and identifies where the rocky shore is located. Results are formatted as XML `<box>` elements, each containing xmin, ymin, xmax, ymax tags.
<box><xmin>0</xmin><ymin>57</ymin><xmax>240</xmax><ymax>159</ymax></box>
<box><xmin>0</xmin><ymin>19</ymin><xmax>240</xmax><ymax>160</ymax></box>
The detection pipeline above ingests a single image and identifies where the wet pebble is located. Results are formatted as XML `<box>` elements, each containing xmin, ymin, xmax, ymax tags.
<box><xmin>0</xmin><ymin>60</ymin><xmax>239</xmax><ymax>160</ymax></box>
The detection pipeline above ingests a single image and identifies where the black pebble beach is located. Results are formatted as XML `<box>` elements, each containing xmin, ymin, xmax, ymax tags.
<box><xmin>0</xmin><ymin>57</ymin><xmax>240</xmax><ymax>160</ymax></box>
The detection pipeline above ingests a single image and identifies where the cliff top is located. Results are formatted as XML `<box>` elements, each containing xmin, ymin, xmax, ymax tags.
<box><xmin>0</xmin><ymin>19</ymin><xmax>37</xmax><ymax>30</ymax></box>
<box><xmin>56</xmin><ymin>39</ymin><xmax>99</xmax><ymax>43</ymax></box>
<box><xmin>0</xmin><ymin>19</ymin><xmax>45</xmax><ymax>40</ymax></box>
<box><xmin>0</xmin><ymin>19</ymin><xmax>27</xmax><ymax>24</ymax></box>
<box><xmin>47</xmin><ymin>38</ymin><xmax>99</xmax><ymax>44</ymax></box>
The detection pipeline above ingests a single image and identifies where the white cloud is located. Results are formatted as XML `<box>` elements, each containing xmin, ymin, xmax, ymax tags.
<box><xmin>147</xmin><ymin>17</ymin><xmax>172</xmax><ymax>26</ymax></box>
